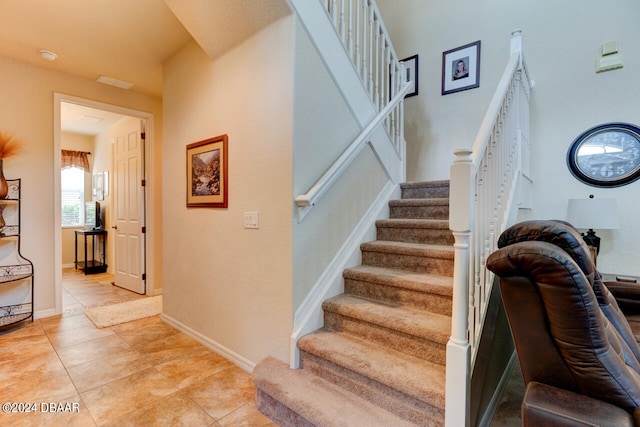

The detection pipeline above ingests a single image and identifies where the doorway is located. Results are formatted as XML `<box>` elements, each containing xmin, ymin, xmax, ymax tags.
<box><xmin>54</xmin><ymin>93</ymin><xmax>156</xmax><ymax>314</ymax></box>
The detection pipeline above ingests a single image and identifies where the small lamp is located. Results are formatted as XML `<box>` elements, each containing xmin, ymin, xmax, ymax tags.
<box><xmin>566</xmin><ymin>196</ymin><xmax>619</xmax><ymax>254</ymax></box>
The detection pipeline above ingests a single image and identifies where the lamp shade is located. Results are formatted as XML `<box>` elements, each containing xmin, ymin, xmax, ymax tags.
<box><xmin>566</xmin><ymin>198</ymin><xmax>620</xmax><ymax>230</ymax></box>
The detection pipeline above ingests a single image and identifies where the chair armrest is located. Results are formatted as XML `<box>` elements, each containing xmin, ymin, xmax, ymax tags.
<box><xmin>522</xmin><ymin>382</ymin><xmax>636</xmax><ymax>426</ymax></box>
<box><xmin>606</xmin><ymin>280</ymin><xmax>640</xmax><ymax>314</ymax></box>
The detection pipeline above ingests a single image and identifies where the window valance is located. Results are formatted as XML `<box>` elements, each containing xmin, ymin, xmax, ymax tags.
<box><xmin>61</xmin><ymin>150</ymin><xmax>90</xmax><ymax>172</ymax></box>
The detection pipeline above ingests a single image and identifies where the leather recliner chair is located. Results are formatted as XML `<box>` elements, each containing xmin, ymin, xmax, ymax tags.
<box><xmin>496</xmin><ymin>219</ymin><xmax>640</xmax><ymax>350</ymax></box>
<box><xmin>487</xmin><ymin>220</ymin><xmax>640</xmax><ymax>426</ymax></box>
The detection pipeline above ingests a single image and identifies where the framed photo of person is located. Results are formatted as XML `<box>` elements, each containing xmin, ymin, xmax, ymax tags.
<box><xmin>442</xmin><ymin>40</ymin><xmax>481</xmax><ymax>95</ymax></box>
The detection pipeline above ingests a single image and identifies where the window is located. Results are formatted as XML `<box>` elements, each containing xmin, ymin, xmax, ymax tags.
<box><xmin>61</xmin><ymin>167</ymin><xmax>85</xmax><ymax>226</ymax></box>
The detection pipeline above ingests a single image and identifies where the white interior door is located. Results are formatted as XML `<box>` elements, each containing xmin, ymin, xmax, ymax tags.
<box><xmin>113</xmin><ymin>119</ymin><xmax>145</xmax><ymax>294</ymax></box>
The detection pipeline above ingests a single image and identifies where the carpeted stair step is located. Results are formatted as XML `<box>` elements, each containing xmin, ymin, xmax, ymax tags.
<box><xmin>361</xmin><ymin>240</ymin><xmax>455</xmax><ymax>275</ymax></box>
<box><xmin>254</xmin><ymin>356</ymin><xmax>418</xmax><ymax>427</ymax></box>
<box><xmin>400</xmin><ymin>180</ymin><xmax>449</xmax><ymax>199</ymax></box>
<box><xmin>343</xmin><ymin>265</ymin><xmax>453</xmax><ymax>315</ymax></box>
<box><xmin>298</xmin><ymin>329</ymin><xmax>446</xmax><ymax>425</ymax></box>
<box><xmin>322</xmin><ymin>294</ymin><xmax>450</xmax><ymax>364</ymax></box>
<box><xmin>389</xmin><ymin>198</ymin><xmax>449</xmax><ymax>220</ymax></box>
<box><xmin>376</xmin><ymin>218</ymin><xmax>454</xmax><ymax>245</ymax></box>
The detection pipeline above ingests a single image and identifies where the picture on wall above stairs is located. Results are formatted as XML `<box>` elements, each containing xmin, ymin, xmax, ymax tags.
<box><xmin>255</xmin><ymin>180</ymin><xmax>454</xmax><ymax>427</ymax></box>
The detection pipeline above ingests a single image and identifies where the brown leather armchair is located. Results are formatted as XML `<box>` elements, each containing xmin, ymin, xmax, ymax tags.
<box><xmin>487</xmin><ymin>220</ymin><xmax>640</xmax><ymax>426</ymax></box>
<box><xmin>497</xmin><ymin>220</ymin><xmax>640</xmax><ymax>355</ymax></box>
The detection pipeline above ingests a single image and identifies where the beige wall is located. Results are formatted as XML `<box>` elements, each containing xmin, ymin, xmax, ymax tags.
<box><xmin>162</xmin><ymin>17</ymin><xmax>294</xmax><ymax>365</ymax></box>
<box><xmin>0</xmin><ymin>55</ymin><xmax>162</xmax><ymax>316</ymax></box>
<box><xmin>378</xmin><ymin>0</ymin><xmax>640</xmax><ymax>276</ymax></box>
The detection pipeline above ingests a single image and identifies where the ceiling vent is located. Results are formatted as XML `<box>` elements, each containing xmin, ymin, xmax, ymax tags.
<box><xmin>96</xmin><ymin>75</ymin><xmax>134</xmax><ymax>90</ymax></box>
<box><xmin>80</xmin><ymin>115</ymin><xmax>103</xmax><ymax>124</ymax></box>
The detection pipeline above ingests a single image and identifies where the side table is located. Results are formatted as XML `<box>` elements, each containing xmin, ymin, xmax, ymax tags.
<box><xmin>75</xmin><ymin>229</ymin><xmax>107</xmax><ymax>274</ymax></box>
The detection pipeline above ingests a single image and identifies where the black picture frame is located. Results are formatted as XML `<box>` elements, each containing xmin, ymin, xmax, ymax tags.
<box><xmin>400</xmin><ymin>55</ymin><xmax>419</xmax><ymax>98</ymax></box>
<box><xmin>442</xmin><ymin>41</ymin><xmax>481</xmax><ymax>95</ymax></box>
<box><xmin>567</xmin><ymin>122</ymin><xmax>640</xmax><ymax>188</ymax></box>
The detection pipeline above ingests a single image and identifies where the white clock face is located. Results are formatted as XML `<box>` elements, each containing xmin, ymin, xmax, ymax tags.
<box><xmin>568</xmin><ymin>123</ymin><xmax>640</xmax><ymax>187</ymax></box>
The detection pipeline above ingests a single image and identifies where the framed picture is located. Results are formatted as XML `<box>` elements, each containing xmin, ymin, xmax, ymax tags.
<box><xmin>442</xmin><ymin>40</ymin><xmax>481</xmax><ymax>95</ymax></box>
<box><xmin>400</xmin><ymin>54</ymin><xmax>419</xmax><ymax>98</ymax></box>
<box><xmin>186</xmin><ymin>134</ymin><xmax>228</xmax><ymax>208</ymax></box>
<box><xmin>103</xmin><ymin>171</ymin><xmax>109</xmax><ymax>196</ymax></box>
<box><xmin>93</xmin><ymin>172</ymin><xmax>104</xmax><ymax>201</ymax></box>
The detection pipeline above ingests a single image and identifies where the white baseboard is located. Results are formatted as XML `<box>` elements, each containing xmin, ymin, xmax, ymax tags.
<box><xmin>62</xmin><ymin>263</ymin><xmax>75</xmax><ymax>269</ymax></box>
<box><xmin>161</xmin><ymin>313</ymin><xmax>255</xmax><ymax>373</ymax></box>
<box><xmin>34</xmin><ymin>308</ymin><xmax>59</xmax><ymax>320</ymax></box>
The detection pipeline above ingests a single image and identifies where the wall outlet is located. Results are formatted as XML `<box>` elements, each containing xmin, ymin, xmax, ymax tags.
<box><xmin>244</xmin><ymin>212</ymin><xmax>259</xmax><ymax>229</ymax></box>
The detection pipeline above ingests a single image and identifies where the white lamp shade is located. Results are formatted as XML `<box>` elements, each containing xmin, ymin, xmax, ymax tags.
<box><xmin>566</xmin><ymin>198</ymin><xmax>620</xmax><ymax>230</ymax></box>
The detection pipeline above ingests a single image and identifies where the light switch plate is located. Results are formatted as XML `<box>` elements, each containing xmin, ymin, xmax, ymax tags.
<box><xmin>244</xmin><ymin>212</ymin><xmax>259</xmax><ymax>229</ymax></box>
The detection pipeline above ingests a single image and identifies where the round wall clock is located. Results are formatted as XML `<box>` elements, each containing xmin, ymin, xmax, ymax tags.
<box><xmin>567</xmin><ymin>122</ymin><xmax>640</xmax><ymax>187</ymax></box>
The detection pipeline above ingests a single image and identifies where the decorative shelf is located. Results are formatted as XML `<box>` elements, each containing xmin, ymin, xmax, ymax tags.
<box><xmin>0</xmin><ymin>179</ymin><xmax>34</xmax><ymax>329</ymax></box>
<box><xmin>0</xmin><ymin>272</ymin><xmax>33</xmax><ymax>285</ymax></box>
<box><xmin>0</xmin><ymin>226</ymin><xmax>20</xmax><ymax>237</ymax></box>
<box><xmin>0</xmin><ymin>310</ymin><xmax>32</xmax><ymax>328</ymax></box>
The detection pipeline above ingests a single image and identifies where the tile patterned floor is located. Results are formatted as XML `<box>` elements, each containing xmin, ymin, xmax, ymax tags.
<box><xmin>0</xmin><ymin>269</ymin><xmax>276</xmax><ymax>426</ymax></box>
<box><xmin>490</xmin><ymin>362</ymin><xmax>524</xmax><ymax>426</ymax></box>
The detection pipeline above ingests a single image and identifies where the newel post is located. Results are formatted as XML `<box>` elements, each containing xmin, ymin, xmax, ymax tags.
<box><xmin>445</xmin><ymin>148</ymin><xmax>474</xmax><ymax>427</ymax></box>
<box><xmin>510</xmin><ymin>29</ymin><xmax>523</xmax><ymax>69</ymax></box>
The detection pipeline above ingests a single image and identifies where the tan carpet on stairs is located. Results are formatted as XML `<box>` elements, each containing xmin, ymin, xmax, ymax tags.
<box><xmin>254</xmin><ymin>181</ymin><xmax>453</xmax><ymax>426</ymax></box>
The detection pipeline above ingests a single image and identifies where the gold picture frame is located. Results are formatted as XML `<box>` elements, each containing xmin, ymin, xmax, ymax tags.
<box><xmin>186</xmin><ymin>134</ymin><xmax>228</xmax><ymax>208</ymax></box>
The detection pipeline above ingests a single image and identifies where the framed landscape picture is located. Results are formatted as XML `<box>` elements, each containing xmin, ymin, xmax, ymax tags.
<box><xmin>186</xmin><ymin>134</ymin><xmax>228</xmax><ymax>208</ymax></box>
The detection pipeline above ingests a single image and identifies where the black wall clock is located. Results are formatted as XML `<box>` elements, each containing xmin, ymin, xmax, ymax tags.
<box><xmin>567</xmin><ymin>122</ymin><xmax>640</xmax><ymax>187</ymax></box>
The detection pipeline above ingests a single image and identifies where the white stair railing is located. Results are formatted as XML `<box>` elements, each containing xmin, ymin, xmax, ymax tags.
<box><xmin>322</xmin><ymin>0</ymin><xmax>405</xmax><ymax>114</ymax></box>
<box><xmin>293</xmin><ymin>0</ymin><xmax>409</xmax><ymax>221</ymax></box>
<box><xmin>446</xmin><ymin>30</ymin><xmax>533</xmax><ymax>427</ymax></box>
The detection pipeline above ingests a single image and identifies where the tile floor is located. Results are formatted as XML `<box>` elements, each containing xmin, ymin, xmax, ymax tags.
<box><xmin>490</xmin><ymin>362</ymin><xmax>524</xmax><ymax>426</ymax></box>
<box><xmin>0</xmin><ymin>269</ymin><xmax>276</xmax><ymax>426</ymax></box>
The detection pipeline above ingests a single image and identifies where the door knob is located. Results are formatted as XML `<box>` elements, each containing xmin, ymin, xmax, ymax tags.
<box><xmin>112</xmin><ymin>225</ymin><xmax>118</xmax><ymax>230</ymax></box>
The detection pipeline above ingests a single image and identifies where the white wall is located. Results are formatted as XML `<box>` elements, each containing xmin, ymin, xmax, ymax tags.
<box><xmin>378</xmin><ymin>0</ymin><xmax>640</xmax><ymax>276</ymax></box>
<box><xmin>162</xmin><ymin>17</ymin><xmax>294</xmax><ymax>365</ymax></box>
<box><xmin>291</xmin><ymin>19</ymin><xmax>389</xmax><ymax>309</ymax></box>
<box><xmin>0</xmin><ymin>56</ymin><xmax>162</xmax><ymax>317</ymax></box>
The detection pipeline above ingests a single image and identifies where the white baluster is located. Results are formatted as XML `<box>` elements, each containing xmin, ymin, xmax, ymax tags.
<box><xmin>331</xmin><ymin>0</ymin><xmax>338</xmax><ymax>28</ymax></box>
<box><xmin>347</xmin><ymin>0</ymin><xmax>354</xmax><ymax>59</ymax></box>
<box><xmin>354</xmin><ymin>0</ymin><xmax>361</xmax><ymax>75</ymax></box>
<box><xmin>368</xmin><ymin>3</ymin><xmax>376</xmax><ymax>99</ymax></box>
<box><xmin>374</xmin><ymin>19</ymin><xmax>381</xmax><ymax>109</ymax></box>
<box><xmin>339</xmin><ymin>0</ymin><xmax>346</xmax><ymax>45</ymax></box>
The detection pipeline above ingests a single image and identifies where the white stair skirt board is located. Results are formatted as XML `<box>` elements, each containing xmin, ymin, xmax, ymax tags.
<box><xmin>85</xmin><ymin>296</ymin><xmax>162</xmax><ymax>328</ymax></box>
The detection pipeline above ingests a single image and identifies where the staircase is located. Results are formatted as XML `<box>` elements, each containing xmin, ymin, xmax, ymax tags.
<box><xmin>254</xmin><ymin>180</ymin><xmax>454</xmax><ymax>426</ymax></box>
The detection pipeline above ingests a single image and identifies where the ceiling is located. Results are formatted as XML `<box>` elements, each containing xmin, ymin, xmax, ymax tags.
<box><xmin>60</xmin><ymin>103</ymin><xmax>130</xmax><ymax>136</ymax></box>
<box><xmin>0</xmin><ymin>0</ymin><xmax>291</xmax><ymax>134</ymax></box>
